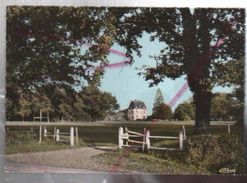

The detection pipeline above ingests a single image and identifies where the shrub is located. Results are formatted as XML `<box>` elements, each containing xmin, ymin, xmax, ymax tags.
<box><xmin>6</xmin><ymin>131</ymin><xmax>38</xmax><ymax>145</ymax></box>
<box><xmin>184</xmin><ymin>134</ymin><xmax>244</xmax><ymax>174</ymax></box>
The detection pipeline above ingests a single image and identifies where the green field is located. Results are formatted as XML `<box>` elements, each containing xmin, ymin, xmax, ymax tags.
<box><xmin>6</xmin><ymin>122</ymin><xmax>240</xmax><ymax>147</ymax></box>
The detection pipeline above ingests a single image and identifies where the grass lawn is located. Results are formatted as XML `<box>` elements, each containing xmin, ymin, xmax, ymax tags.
<box><xmin>5</xmin><ymin>130</ymin><xmax>86</xmax><ymax>155</ymax></box>
<box><xmin>6</xmin><ymin>122</ymin><xmax>238</xmax><ymax>147</ymax></box>
<box><xmin>96</xmin><ymin>149</ymin><xmax>208</xmax><ymax>174</ymax></box>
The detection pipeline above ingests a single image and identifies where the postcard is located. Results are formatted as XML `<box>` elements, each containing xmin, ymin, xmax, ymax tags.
<box><xmin>2</xmin><ymin>2</ymin><xmax>246</xmax><ymax>180</ymax></box>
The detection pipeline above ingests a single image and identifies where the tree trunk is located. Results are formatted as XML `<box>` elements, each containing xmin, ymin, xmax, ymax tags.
<box><xmin>194</xmin><ymin>90</ymin><xmax>212</xmax><ymax>133</ymax></box>
<box><xmin>183</xmin><ymin>9</ymin><xmax>212</xmax><ymax>134</ymax></box>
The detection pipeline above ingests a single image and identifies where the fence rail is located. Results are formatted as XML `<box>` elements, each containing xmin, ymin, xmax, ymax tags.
<box><xmin>55</xmin><ymin>127</ymin><xmax>78</xmax><ymax>146</ymax></box>
<box><xmin>149</xmin><ymin>136</ymin><xmax>179</xmax><ymax>139</ymax></box>
<box><xmin>118</xmin><ymin>126</ymin><xmax>185</xmax><ymax>151</ymax></box>
<box><xmin>5</xmin><ymin>121</ymin><xmax>237</xmax><ymax>127</ymax></box>
<box><xmin>39</xmin><ymin>126</ymin><xmax>78</xmax><ymax>146</ymax></box>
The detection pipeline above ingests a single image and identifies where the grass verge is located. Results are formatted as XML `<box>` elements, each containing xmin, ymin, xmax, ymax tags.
<box><xmin>96</xmin><ymin>149</ymin><xmax>208</xmax><ymax>174</ymax></box>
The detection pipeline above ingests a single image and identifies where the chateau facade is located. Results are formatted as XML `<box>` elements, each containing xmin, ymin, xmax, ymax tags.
<box><xmin>127</xmin><ymin>100</ymin><xmax>147</xmax><ymax>120</ymax></box>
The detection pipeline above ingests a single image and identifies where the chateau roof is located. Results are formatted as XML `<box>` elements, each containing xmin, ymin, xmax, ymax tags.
<box><xmin>128</xmin><ymin>100</ymin><xmax>146</xmax><ymax>109</ymax></box>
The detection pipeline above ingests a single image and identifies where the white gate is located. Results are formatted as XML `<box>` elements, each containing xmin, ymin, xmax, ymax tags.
<box><xmin>118</xmin><ymin>126</ymin><xmax>185</xmax><ymax>151</ymax></box>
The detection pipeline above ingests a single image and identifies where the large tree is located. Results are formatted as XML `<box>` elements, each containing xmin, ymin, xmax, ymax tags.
<box><xmin>152</xmin><ymin>88</ymin><xmax>164</xmax><ymax>114</ymax></box>
<box><xmin>211</xmin><ymin>93</ymin><xmax>231</xmax><ymax>121</ymax></box>
<box><xmin>79</xmin><ymin>85</ymin><xmax>120</xmax><ymax>121</ymax></box>
<box><xmin>173</xmin><ymin>101</ymin><xmax>195</xmax><ymax>121</ymax></box>
<box><xmin>153</xmin><ymin>103</ymin><xmax>172</xmax><ymax>120</ymax></box>
<box><xmin>7</xmin><ymin>6</ymin><xmax>116</xmax><ymax>91</ymax></box>
<box><xmin>6</xmin><ymin>6</ymin><xmax>116</xmax><ymax>119</ymax></box>
<box><xmin>6</xmin><ymin>6</ymin><xmax>118</xmax><ymax>121</ymax></box>
<box><xmin>110</xmin><ymin>8</ymin><xmax>245</xmax><ymax>132</ymax></box>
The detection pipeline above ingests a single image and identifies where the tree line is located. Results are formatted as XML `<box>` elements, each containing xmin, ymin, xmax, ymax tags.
<box><xmin>151</xmin><ymin>88</ymin><xmax>243</xmax><ymax>122</ymax></box>
<box><xmin>7</xmin><ymin>85</ymin><xmax>119</xmax><ymax>121</ymax></box>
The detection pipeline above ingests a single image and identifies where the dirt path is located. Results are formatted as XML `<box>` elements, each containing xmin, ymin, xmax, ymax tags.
<box><xmin>5</xmin><ymin>147</ymin><xmax>112</xmax><ymax>173</ymax></box>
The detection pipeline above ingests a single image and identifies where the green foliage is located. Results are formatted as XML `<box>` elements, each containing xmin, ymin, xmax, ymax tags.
<box><xmin>215</xmin><ymin>57</ymin><xmax>244</xmax><ymax>124</ymax></box>
<box><xmin>211</xmin><ymin>93</ymin><xmax>229</xmax><ymax>120</ymax></box>
<box><xmin>6</xmin><ymin>131</ymin><xmax>37</xmax><ymax>145</ymax></box>
<box><xmin>153</xmin><ymin>103</ymin><xmax>172</xmax><ymax>120</ymax></box>
<box><xmin>211</xmin><ymin>93</ymin><xmax>241</xmax><ymax>121</ymax></box>
<box><xmin>152</xmin><ymin>88</ymin><xmax>164</xmax><ymax>113</ymax></box>
<box><xmin>7</xmin><ymin>85</ymin><xmax>119</xmax><ymax>121</ymax></box>
<box><xmin>6</xmin><ymin>7</ymin><xmax>245</xmax><ymax>130</ymax></box>
<box><xmin>184</xmin><ymin>134</ymin><xmax>244</xmax><ymax>174</ymax></box>
<box><xmin>214</xmin><ymin>57</ymin><xmax>244</xmax><ymax>88</ymax></box>
<box><xmin>6</xmin><ymin>134</ymin><xmax>87</xmax><ymax>155</ymax></box>
<box><xmin>17</xmin><ymin>95</ymin><xmax>32</xmax><ymax>121</ymax></box>
<box><xmin>7</xmin><ymin>6</ymin><xmax>115</xmax><ymax>91</ymax></box>
<box><xmin>73</xmin><ymin>95</ymin><xmax>91</xmax><ymax>121</ymax></box>
<box><xmin>111</xmin><ymin>8</ymin><xmax>244</xmax><ymax>88</ymax></box>
<box><xmin>79</xmin><ymin>85</ymin><xmax>120</xmax><ymax>121</ymax></box>
<box><xmin>97</xmin><ymin>150</ymin><xmax>205</xmax><ymax>174</ymax></box>
<box><xmin>173</xmin><ymin>101</ymin><xmax>195</xmax><ymax>120</ymax></box>
<box><xmin>173</xmin><ymin>92</ymin><xmax>242</xmax><ymax>121</ymax></box>
<box><xmin>6</xmin><ymin>6</ymin><xmax>121</xmax><ymax>122</ymax></box>
<box><xmin>30</xmin><ymin>94</ymin><xmax>53</xmax><ymax>114</ymax></box>
<box><xmin>111</xmin><ymin>7</ymin><xmax>245</xmax><ymax>130</ymax></box>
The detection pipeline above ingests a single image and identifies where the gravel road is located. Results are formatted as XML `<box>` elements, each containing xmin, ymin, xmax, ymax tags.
<box><xmin>5</xmin><ymin>147</ymin><xmax>113</xmax><ymax>173</ymax></box>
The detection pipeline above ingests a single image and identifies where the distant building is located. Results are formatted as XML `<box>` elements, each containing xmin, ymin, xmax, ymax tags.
<box><xmin>104</xmin><ymin>112</ymin><xmax>125</xmax><ymax>121</ymax></box>
<box><xmin>104</xmin><ymin>109</ymin><xmax>128</xmax><ymax>121</ymax></box>
<box><xmin>127</xmin><ymin>100</ymin><xmax>147</xmax><ymax>120</ymax></box>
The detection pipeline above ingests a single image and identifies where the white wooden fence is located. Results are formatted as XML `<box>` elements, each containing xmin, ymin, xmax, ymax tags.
<box><xmin>41</xmin><ymin>126</ymin><xmax>78</xmax><ymax>146</ymax></box>
<box><xmin>118</xmin><ymin>126</ymin><xmax>186</xmax><ymax>151</ymax></box>
<box><xmin>119</xmin><ymin>127</ymin><xmax>147</xmax><ymax>152</ymax></box>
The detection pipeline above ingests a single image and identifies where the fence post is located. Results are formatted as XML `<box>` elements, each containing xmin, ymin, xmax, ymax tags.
<box><xmin>56</xmin><ymin>129</ymin><xmax>60</xmax><ymax>142</ymax></box>
<box><xmin>38</xmin><ymin>125</ymin><xmax>42</xmax><ymax>143</ymax></box>
<box><xmin>40</xmin><ymin>109</ymin><xmax>42</xmax><ymax>122</ymax></box>
<box><xmin>30</xmin><ymin>127</ymin><xmax>34</xmax><ymax>132</ymax></box>
<box><xmin>53</xmin><ymin>127</ymin><xmax>56</xmax><ymax>140</ymax></box>
<box><xmin>142</xmin><ymin>128</ymin><xmax>146</xmax><ymax>152</ymax></box>
<box><xmin>146</xmin><ymin>130</ymin><xmax>150</xmax><ymax>151</ymax></box>
<box><xmin>44</xmin><ymin>126</ymin><xmax>47</xmax><ymax>137</ymax></box>
<box><xmin>47</xmin><ymin>112</ymin><xmax>50</xmax><ymax>122</ymax></box>
<box><xmin>182</xmin><ymin>125</ymin><xmax>187</xmax><ymax>141</ymax></box>
<box><xmin>75</xmin><ymin>127</ymin><xmax>78</xmax><ymax>145</ymax></box>
<box><xmin>125</xmin><ymin>127</ymin><xmax>128</xmax><ymax>146</ymax></box>
<box><xmin>179</xmin><ymin>131</ymin><xmax>184</xmax><ymax>150</ymax></box>
<box><xmin>228</xmin><ymin>124</ymin><xmax>231</xmax><ymax>134</ymax></box>
<box><xmin>70</xmin><ymin>127</ymin><xmax>74</xmax><ymax>146</ymax></box>
<box><xmin>118</xmin><ymin>127</ymin><xmax>123</xmax><ymax>149</ymax></box>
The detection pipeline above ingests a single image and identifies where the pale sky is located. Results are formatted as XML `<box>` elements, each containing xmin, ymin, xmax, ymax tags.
<box><xmin>99</xmin><ymin>33</ymin><xmax>233</xmax><ymax>115</ymax></box>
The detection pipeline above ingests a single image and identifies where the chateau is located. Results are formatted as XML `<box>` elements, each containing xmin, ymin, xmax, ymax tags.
<box><xmin>127</xmin><ymin>100</ymin><xmax>147</xmax><ymax>120</ymax></box>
